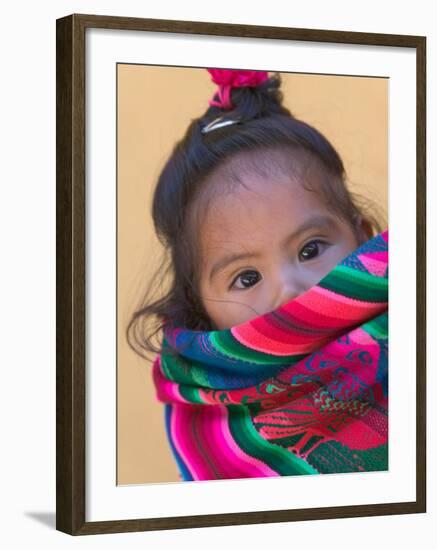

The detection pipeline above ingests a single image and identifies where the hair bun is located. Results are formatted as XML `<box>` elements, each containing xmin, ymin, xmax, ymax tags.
<box><xmin>206</xmin><ymin>68</ymin><xmax>270</xmax><ymax>110</ymax></box>
<box><xmin>207</xmin><ymin>69</ymin><xmax>269</xmax><ymax>88</ymax></box>
<box><xmin>204</xmin><ymin>69</ymin><xmax>290</xmax><ymax>126</ymax></box>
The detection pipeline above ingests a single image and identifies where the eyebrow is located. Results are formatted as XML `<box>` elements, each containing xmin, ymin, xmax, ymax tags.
<box><xmin>209</xmin><ymin>214</ymin><xmax>338</xmax><ymax>281</ymax></box>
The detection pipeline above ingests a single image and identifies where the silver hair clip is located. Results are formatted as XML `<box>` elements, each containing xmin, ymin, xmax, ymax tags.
<box><xmin>201</xmin><ymin>116</ymin><xmax>241</xmax><ymax>134</ymax></box>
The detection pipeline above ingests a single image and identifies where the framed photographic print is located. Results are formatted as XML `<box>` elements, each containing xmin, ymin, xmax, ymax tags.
<box><xmin>56</xmin><ymin>13</ymin><xmax>426</xmax><ymax>535</ymax></box>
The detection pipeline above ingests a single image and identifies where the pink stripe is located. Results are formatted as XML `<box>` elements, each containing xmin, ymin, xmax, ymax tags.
<box><xmin>198</xmin><ymin>407</ymin><xmax>238</xmax><ymax>479</ymax></box>
<box><xmin>171</xmin><ymin>404</ymin><xmax>279</xmax><ymax>480</ymax></box>
<box><xmin>170</xmin><ymin>406</ymin><xmax>198</xmax><ymax>479</ymax></box>
<box><xmin>171</xmin><ymin>405</ymin><xmax>212</xmax><ymax>480</ymax></box>
<box><xmin>276</xmin><ymin>303</ymin><xmax>347</xmax><ymax>331</ymax></box>
<box><xmin>252</xmin><ymin>315</ymin><xmax>322</xmax><ymax>344</ymax></box>
<box><xmin>231</xmin><ymin>287</ymin><xmax>386</xmax><ymax>356</ymax></box>
<box><xmin>232</xmin><ymin>326</ymin><xmax>333</xmax><ymax>355</ymax></box>
<box><xmin>293</xmin><ymin>286</ymin><xmax>386</xmax><ymax>319</ymax></box>
<box><xmin>362</xmin><ymin>251</ymin><xmax>388</xmax><ymax>262</ymax></box>
<box><xmin>171</xmin><ymin>384</ymin><xmax>190</xmax><ymax>404</ymax></box>
<box><xmin>200</xmin><ymin>405</ymin><xmax>278</xmax><ymax>478</ymax></box>
<box><xmin>216</xmin><ymin>407</ymin><xmax>278</xmax><ymax>477</ymax></box>
<box><xmin>152</xmin><ymin>358</ymin><xmax>191</xmax><ymax>404</ymax></box>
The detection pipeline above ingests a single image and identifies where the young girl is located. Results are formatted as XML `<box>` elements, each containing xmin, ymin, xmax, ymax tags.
<box><xmin>127</xmin><ymin>69</ymin><xmax>388</xmax><ymax>481</ymax></box>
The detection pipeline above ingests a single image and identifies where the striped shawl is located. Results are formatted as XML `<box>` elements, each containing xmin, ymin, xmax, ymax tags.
<box><xmin>152</xmin><ymin>229</ymin><xmax>389</xmax><ymax>481</ymax></box>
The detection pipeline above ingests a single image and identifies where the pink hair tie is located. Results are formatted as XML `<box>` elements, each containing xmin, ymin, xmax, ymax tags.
<box><xmin>206</xmin><ymin>68</ymin><xmax>269</xmax><ymax>110</ymax></box>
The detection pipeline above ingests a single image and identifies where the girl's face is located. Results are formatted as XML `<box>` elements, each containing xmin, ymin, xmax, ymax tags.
<box><xmin>197</xmin><ymin>169</ymin><xmax>367</xmax><ymax>331</ymax></box>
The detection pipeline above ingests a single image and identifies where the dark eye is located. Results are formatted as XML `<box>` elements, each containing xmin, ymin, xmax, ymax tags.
<box><xmin>230</xmin><ymin>270</ymin><xmax>261</xmax><ymax>290</ymax></box>
<box><xmin>299</xmin><ymin>240</ymin><xmax>327</xmax><ymax>261</ymax></box>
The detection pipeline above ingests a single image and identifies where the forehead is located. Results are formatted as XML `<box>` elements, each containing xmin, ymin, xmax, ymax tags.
<box><xmin>195</xmin><ymin>148</ymin><xmax>330</xmax><ymax>246</ymax></box>
<box><xmin>201</xmin><ymin>178</ymin><xmax>327</xmax><ymax>248</ymax></box>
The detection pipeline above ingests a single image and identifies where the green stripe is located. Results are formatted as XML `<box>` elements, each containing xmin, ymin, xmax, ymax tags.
<box><xmin>362</xmin><ymin>312</ymin><xmax>388</xmax><ymax>339</ymax></box>
<box><xmin>320</xmin><ymin>265</ymin><xmax>388</xmax><ymax>302</ymax></box>
<box><xmin>161</xmin><ymin>338</ymin><xmax>214</xmax><ymax>386</ymax></box>
<box><xmin>178</xmin><ymin>384</ymin><xmax>203</xmax><ymax>403</ymax></box>
<box><xmin>227</xmin><ymin>405</ymin><xmax>319</xmax><ymax>476</ymax></box>
<box><xmin>267</xmin><ymin>408</ymin><xmax>313</xmax><ymax>415</ymax></box>
<box><xmin>305</xmin><ymin>440</ymin><xmax>388</xmax><ymax>474</ymax></box>
<box><xmin>163</xmin><ymin>355</ymin><xmax>211</xmax><ymax>386</ymax></box>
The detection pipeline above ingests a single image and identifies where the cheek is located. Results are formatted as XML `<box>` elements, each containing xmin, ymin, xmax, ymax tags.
<box><xmin>198</xmin><ymin>280</ymin><xmax>224</xmax><ymax>319</ymax></box>
<box><xmin>301</xmin><ymin>244</ymin><xmax>348</xmax><ymax>284</ymax></box>
<box><xmin>203</xmin><ymin>291</ymin><xmax>263</xmax><ymax>330</ymax></box>
<box><xmin>203</xmin><ymin>300</ymin><xmax>232</xmax><ymax>331</ymax></box>
<box><xmin>340</xmin><ymin>234</ymin><xmax>360</xmax><ymax>256</ymax></box>
<box><xmin>326</xmin><ymin>239</ymin><xmax>358</xmax><ymax>268</ymax></box>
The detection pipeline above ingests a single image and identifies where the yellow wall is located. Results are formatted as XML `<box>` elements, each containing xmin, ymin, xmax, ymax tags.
<box><xmin>117</xmin><ymin>65</ymin><xmax>388</xmax><ymax>485</ymax></box>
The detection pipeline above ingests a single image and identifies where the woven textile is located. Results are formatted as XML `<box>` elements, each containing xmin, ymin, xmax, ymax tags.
<box><xmin>152</xmin><ymin>230</ymin><xmax>389</xmax><ymax>481</ymax></box>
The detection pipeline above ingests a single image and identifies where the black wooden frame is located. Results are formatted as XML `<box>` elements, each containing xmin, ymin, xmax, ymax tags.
<box><xmin>56</xmin><ymin>13</ymin><xmax>426</xmax><ymax>535</ymax></box>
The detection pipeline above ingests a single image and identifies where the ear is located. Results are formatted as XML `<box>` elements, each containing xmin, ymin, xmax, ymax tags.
<box><xmin>356</xmin><ymin>215</ymin><xmax>374</xmax><ymax>242</ymax></box>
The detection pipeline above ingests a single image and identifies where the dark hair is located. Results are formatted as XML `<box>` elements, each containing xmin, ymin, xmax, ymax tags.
<box><xmin>126</xmin><ymin>72</ymin><xmax>386</xmax><ymax>362</ymax></box>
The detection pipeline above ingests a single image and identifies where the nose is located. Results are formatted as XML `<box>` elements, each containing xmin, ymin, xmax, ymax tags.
<box><xmin>271</xmin><ymin>271</ymin><xmax>304</xmax><ymax>310</ymax></box>
<box><xmin>274</xmin><ymin>287</ymin><xmax>297</xmax><ymax>310</ymax></box>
